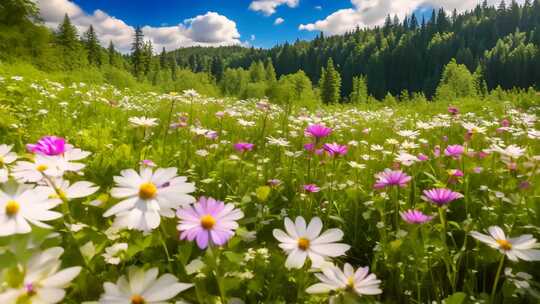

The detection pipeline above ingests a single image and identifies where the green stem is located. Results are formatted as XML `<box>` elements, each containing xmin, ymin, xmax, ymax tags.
<box><xmin>490</xmin><ymin>255</ymin><xmax>505</xmax><ymax>303</ymax></box>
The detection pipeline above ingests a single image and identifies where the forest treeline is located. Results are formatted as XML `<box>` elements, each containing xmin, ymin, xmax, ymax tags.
<box><xmin>1</xmin><ymin>0</ymin><xmax>540</xmax><ymax>105</ymax></box>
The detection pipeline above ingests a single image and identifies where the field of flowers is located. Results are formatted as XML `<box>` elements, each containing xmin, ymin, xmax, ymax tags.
<box><xmin>0</xmin><ymin>72</ymin><xmax>539</xmax><ymax>304</ymax></box>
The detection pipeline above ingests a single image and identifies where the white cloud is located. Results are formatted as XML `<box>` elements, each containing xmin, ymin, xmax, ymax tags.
<box><xmin>314</xmin><ymin>5</ymin><xmax>322</xmax><ymax>10</ymax></box>
<box><xmin>274</xmin><ymin>17</ymin><xmax>285</xmax><ymax>25</ymax></box>
<box><xmin>249</xmin><ymin>0</ymin><xmax>299</xmax><ymax>16</ymax></box>
<box><xmin>251</xmin><ymin>34</ymin><xmax>256</xmax><ymax>41</ymax></box>
<box><xmin>35</xmin><ymin>0</ymin><xmax>242</xmax><ymax>53</ymax></box>
<box><xmin>299</xmin><ymin>0</ymin><xmax>525</xmax><ymax>35</ymax></box>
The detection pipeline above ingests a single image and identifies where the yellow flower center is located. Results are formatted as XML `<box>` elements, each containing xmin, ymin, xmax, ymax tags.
<box><xmin>200</xmin><ymin>215</ymin><xmax>216</xmax><ymax>230</ymax></box>
<box><xmin>0</xmin><ymin>157</ymin><xmax>4</xmax><ymax>166</ymax></box>
<box><xmin>131</xmin><ymin>294</ymin><xmax>145</xmax><ymax>304</ymax></box>
<box><xmin>346</xmin><ymin>276</ymin><xmax>355</xmax><ymax>289</ymax></box>
<box><xmin>496</xmin><ymin>239</ymin><xmax>512</xmax><ymax>251</ymax></box>
<box><xmin>138</xmin><ymin>182</ymin><xmax>157</xmax><ymax>200</ymax></box>
<box><xmin>5</xmin><ymin>200</ymin><xmax>19</xmax><ymax>216</ymax></box>
<box><xmin>36</xmin><ymin>164</ymin><xmax>48</xmax><ymax>172</ymax></box>
<box><xmin>298</xmin><ymin>238</ymin><xmax>310</xmax><ymax>251</ymax></box>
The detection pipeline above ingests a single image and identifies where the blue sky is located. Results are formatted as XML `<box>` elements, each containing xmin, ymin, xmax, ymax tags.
<box><xmin>36</xmin><ymin>0</ymin><xmax>505</xmax><ymax>52</ymax></box>
<box><xmin>70</xmin><ymin>0</ymin><xmax>347</xmax><ymax>48</ymax></box>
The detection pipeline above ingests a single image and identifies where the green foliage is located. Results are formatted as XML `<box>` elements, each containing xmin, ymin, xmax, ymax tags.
<box><xmin>435</xmin><ymin>59</ymin><xmax>478</xmax><ymax>100</ymax></box>
<box><xmin>349</xmin><ymin>75</ymin><xmax>368</xmax><ymax>103</ymax></box>
<box><xmin>319</xmin><ymin>58</ymin><xmax>341</xmax><ymax>104</ymax></box>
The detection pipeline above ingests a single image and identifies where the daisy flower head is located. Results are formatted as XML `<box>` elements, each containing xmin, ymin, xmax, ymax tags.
<box><xmin>0</xmin><ymin>247</ymin><xmax>81</xmax><ymax>304</ymax></box>
<box><xmin>0</xmin><ymin>182</ymin><xmax>62</xmax><ymax>236</ymax></box>
<box><xmin>128</xmin><ymin>116</ymin><xmax>159</xmax><ymax>128</ymax></box>
<box><xmin>273</xmin><ymin>216</ymin><xmax>350</xmax><ymax>269</ymax></box>
<box><xmin>11</xmin><ymin>155</ymin><xmax>62</xmax><ymax>183</ymax></box>
<box><xmin>176</xmin><ymin>196</ymin><xmax>244</xmax><ymax>249</ymax></box>
<box><xmin>98</xmin><ymin>266</ymin><xmax>193</xmax><ymax>304</ymax></box>
<box><xmin>0</xmin><ymin>144</ymin><xmax>17</xmax><ymax>166</ymax></box>
<box><xmin>373</xmin><ymin>169</ymin><xmax>411</xmax><ymax>189</ymax></box>
<box><xmin>306</xmin><ymin>263</ymin><xmax>382</xmax><ymax>297</ymax></box>
<box><xmin>305</xmin><ymin>124</ymin><xmax>332</xmax><ymax>139</ymax></box>
<box><xmin>422</xmin><ymin>188</ymin><xmax>463</xmax><ymax>207</ymax></box>
<box><xmin>400</xmin><ymin>209</ymin><xmax>434</xmax><ymax>224</ymax></box>
<box><xmin>26</xmin><ymin>136</ymin><xmax>66</xmax><ymax>156</ymax></box>
<box><xmin>470</xmin><ymin>226</ymin><xmax>540</xmax><ymax>261</ymax></box>
<box><xmin>323</xmin><ymin>143</ymin><xmax>348</xmax><ymax>157</ymax></box>
<box><xmin>104</xmin><ymin>167</ymin><xmax>196</xmax><ymax>232</ymax></box>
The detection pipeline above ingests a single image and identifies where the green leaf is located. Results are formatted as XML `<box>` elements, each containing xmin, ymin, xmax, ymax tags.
<box><xmin>443</xmin><ymin>292</ymin><xmax>467</xmax><ymax>304</ymax></box>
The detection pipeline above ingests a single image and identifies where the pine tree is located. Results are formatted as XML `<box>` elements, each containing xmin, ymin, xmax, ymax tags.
<box><xmin>108</xmin><ymin>41</ymin><xmax>116</xmax><ymax>66</ymax></box>
<box><xmin>84</xmin><ymin>25</ymin><xmax>101</xmax><ymax>66</ymax></box>
<box><xmin>55</xmin><ymin>14</ymin><xmax>85</xmax><ymax>69</ymax></box>
<box><xmin>320</xmin><ymin>58</ymin><xmax>341</xmax><ymax>104</ymax></box>
<box><xmin>249</xmin><ymin>61</ymin><xmax>265</xmax><ymax>82</ymax></box>
<box><xmin>265</xmin><ymin>58</ymin><xmax>277</xmax><ymax>83</ymax></box>
<box><xmin>349</xmin><ymin>75</ymin><xmax>368</xmax><ymax>103</ymax></box>
<box><xmin>210</xmin><ymin>56</ymin><xmax>224</xmax><ymax>81</ymax></box>
<box><xmin>142</xmin><ymin>40</ymin><xmax>153</xmax><ymax>76</ymax></box>
<box><xmin>131</xmin><ymin>26</ymin><xmax>144</xmax><ymax>77</ymax></box>
<box><xmin>159</xmin><ymin>47</ymin><xmax>167</xmax><ymax>69</ymax></box>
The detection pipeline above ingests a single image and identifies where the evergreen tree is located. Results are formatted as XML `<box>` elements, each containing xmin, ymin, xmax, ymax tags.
<box><xmin>349</xmin><ymin>76</ymin><xmax>368</xmax><ymax>103</ymax></box>
<box><xmin>84</xmin><ymin>25</ymin><xmax>101</xmax><ymax>66</ymax></box>
<box><xmin>319</xmin><ymin>58</ymin><xmax>341</xmax><ymax>104</ymax></box>
<box><xmin>249</xmin><ymin>61</ymin><xmax>265</xmax><ymax>82</ymax></box>
<box><xmin>210</xmin><ymin>56</ymin><xmax>224</xmax><ymax>81</ymax></box>
<box><xmin>108</xmin><ymin>40</ymin><xmax>116</xmax><ymax>66</ymax></box>
<box><xmin>265</xmin><ymin>58</ymin><xmax>277</xmax><ymax>83</ymax></box>
<box><xmin>131</xmin><ymin>26</ymin><xmax>144</xmax><ymax>77</ymax></box>
<box><xmin>159</xmin><ymin>47</ymin><xmax>168</xmax><ymax>69</ymax></box>
<box><xmin>55</xmin><ymin>14</ymin><xmax>86</xmax><ymax>69</ymax></box>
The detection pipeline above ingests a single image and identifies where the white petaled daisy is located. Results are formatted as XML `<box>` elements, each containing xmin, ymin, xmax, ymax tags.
<box><xmin>98</xmin><ymin>266</ymin><xmax>193</xmax><ymax>304</ymax></box>
<box><xmin>273</xmin><ymin>216</ymin><xmax>350</xmax><ymax>269</ymax></box>
<box><xmin>37</xmin><ymin>178</ymin><xmax>99</xmax><ymax>202</ymax></box>
<box><xmin>306</xmin><ymin>263</ymin><xmax>382</xmax><ymax>297</ymax></box>
<box><xmin>128</xmin><ymin>116</ymin><xmax>159</xmax><ymax>128</ymax></box>
<box><xmin>0</xmin><ymin>247</ymin><xmax>81</xmax><ymax>304</ymax></box>
<box><xmin>0</xmin><ymin>183</ymin><xmax>62</xmax><ymax>236</ymax></box>
<box><xmin>104</xmin><ymin>167</ymin><xmax>196</xmax><ymax>232</ymax></box>
<box><xmin>470</xmin><ymin>226</ymin><xmax>540</xmax><ymax>261</ymax></box>
<box><xmin>11</xmin><ymin>155</ymin><xmax>61</xmax><ymax>183</ymax></box>
<box><xmin>0</xmin><ymin>144</ymin><xmax>17</xmax><ymax>166</ymax></box>
<box><xmin>57</xmin><ymin>146</ymin><xmax>91</xmax><ymax>173</ymax></box>
<box><xmin>102</xmin><ymin>243</ymin><xmax>128</xmax><ymax>265</ymax></box>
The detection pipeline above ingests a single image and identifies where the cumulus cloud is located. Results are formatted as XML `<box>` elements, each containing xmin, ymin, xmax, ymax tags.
<box><xmin>35</xmin><ymin>0</ymin><xmax>242</xmax><ymax>53</ymax></box>
<box><xmin>299</xmin><ymin>0</ymin><xmax>525</xmax><ymax>35</ymax></box>
<box><xmin>249</xmin><ymin>0</ymin><xmax>299</xmax><ymax>16</ymax></box>
<box><xmin>274</xmin><ymin>17</ymin><xmax>285</xmax><ymax>25</ymax></box>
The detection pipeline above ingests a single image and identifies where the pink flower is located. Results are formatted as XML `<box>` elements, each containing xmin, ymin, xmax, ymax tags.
<box><xmin>400</xmin><ymin>210</ymin><xmax>434</xmax><ymax>224</ymax></box>
<box><xmin>422</xmin><ymin>188</ymin><xmax>463</xmax><ymax>207</ymax></box>
<box><xmin>373</xmin><ymin>169</ymin><xmax>412</xmax><ymax>189</ymax></box>
<box><xmin>304</xmin><ymin>143</ymin><xmax>315</xmax><ymax>152</ymax></box>
<box><xmin>448</xmin><ymin>106</ymin><xmax>459</xmax><ymax>115</ymax></box>
<box><xmin>305</xmin><ymin>124</ymin><xmax>332</xmax><ymax>139</ymax></box>
<box><xmin>27</xmin><ymin>136</ymin><xmax>67</xmax><ymax>156</ymax></box>
<box><xmin>444</xmin><ymin>145</ymin><xmax>464</xmax><ymax>158</ymax></box>
<box><xmin>433</xmin><ymin>145</ymin><xmax>441</xmax><ymax>158</ymax></box>
<box><xmin>303</xmin><ymin>184</ymin><xmax>320</xmax><ymax>193</ymax></box>
<box><xmin>140</xmin><ymin>159</ymin><xmax>156</xmax><ymax>167</ymax></box>
<box><xmin>448</xmin><ymin>169</ymin><xmax>464</xmax><ymax>177</ymax></box>
<box><xmin>501</xmin><ymin>119</ymin><xmax>510</xmax><ymax>128</ymax></box>
<box><xmin>417</xmin><ymin>153</ymin><xmax>429</xmax><ymax>161</ymax></box>
<box><xmin>177</xmin><ymin>197</ymin><xmax>244</xmax><ymax>249</ymax></box>
<box><xmin>234</xmin><ymin>142</ymin><xmax>254</xmax><ymax>153</ymax></box>
<box><xmin>323</xmin><ymin>143</ymin><xmax>348</xmax><ymax>157</ymax></box>
<box><xmin>267</xmin><ymin>179</ymin><xmax>282</xmax><ymax>187</ymax></box>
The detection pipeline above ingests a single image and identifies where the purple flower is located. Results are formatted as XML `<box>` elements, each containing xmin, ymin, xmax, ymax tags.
<box><xmin>417</xmin><ymin>153</ymin><xmax>429</xmax><ymax>161</ymax></box>
<box><xmin>373</xmin><ymin>169</ymin><xmax>412</xmax><ymax>189</ymax></box>
<box><xmin>448</xmin><ymin>106</ymin><xmax>459</xmax><ymax>115</ymax></box>
<box><xmin>303</xmin><ymin>184</ymin><xmax>320</xmax><ymax>193</ymax></box>
<box><xmin>304</xmin><ymin>143</ymin><xmax>315</xmax><ymax>152</ymax></box>
<box><xmin>26</xmin><ymin>136</ymin><xmax>67</xmax><ymax>156</ymax></box>
<box><xmin>422</xmin><ymin>188</ymin><xmax>464</xmax><ymax>207</ymax></box>
<box><xmin>323</xmin><ymin>143</ymin><xmax>348</xmax><ymax>157</ymax></box>
<box><xmin>267</xmin><ymin>179</ymin><xmax>282</xmax><ymax>187</ymax></box>
<box><xmin>305</xmin><ymin>124</ymin><xmax>332</xmax><ymax>139</ymax></box>
<box><xmin>140</xmin><ymin>159</ymin><xmax>156</xmax><ymax>167</ymax></box>
<box><xmin>400</xmin><ymin>210</ymin><xmax>434</xmax><ymax>224</ymax></box>
<box><xmin>234</xmin><ymin>142</ymin><xmax>254</xmax><ymax>153</ymax></box>
<box><xmin>176</xmin><ymin>197</ymin><xmax>244</xmax><ymax>249</ymax></box>
<box><xmin>448</xmin><ymin>169</ymin><xmax>464</xmax><ymax>177</ymax></box>
<box><xmin>445</xmin><ymin>145</ymin><xmax>464</xmax><ymax>158</ymax></box>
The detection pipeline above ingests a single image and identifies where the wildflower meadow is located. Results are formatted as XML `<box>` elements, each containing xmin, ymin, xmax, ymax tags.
<box><xmin>0</xmin><ymin>71</ymin><xmax>538</xmax><ymax>304</ymax></box>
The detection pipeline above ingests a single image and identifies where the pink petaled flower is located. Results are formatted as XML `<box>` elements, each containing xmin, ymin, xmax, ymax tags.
<box><xmin>400</xmin><ymin>210</ymin><xmax>434</xmax><ymax>224</ymax></box>
<box><xmin>177</xmin><ymin>197</ymin><xmax>244</xmax><ymax>249</ymax></box>
<box><xmin>422</xmin><ymin>188</ymin><xmax>464</xmax><ymax>207</ymax></box>
<box><xmin>305</xmin><ymin>124</ymin><xmax>332</xmax><ymax>139</ymax></box>
<box><xmin>234</xmin><ymin>142</ymin><xmax>254</xmax><ymax>153</ymax></box>
<box><xmin>267</xmin><ymin>179</ymin><xmax>282</xmax><ymax>187</ymax></box>
<box><xmin>444</xmin><ymin>145</ymin><xmax>464</xmax><ymax>158</ymax></box>
<box><xmin>26</xmin><ymin>136</ymin><xmax>67</xmax><ymax>156</ymax></box>
<box><xmin>323</xmin><ymin>143</ymin><xmax>348</xmax><ymax>157</ymax></box>
<box><xmin>417</xmin><ymin>153</ymin><xmax>429</xmax><ymax>161</ymax></box>
<box><xmin>448</xmin><ymin>106</ymin><xmax>459</xmax><ymax>115</ymax></box>
<box><xmin>501</xmin><ymin>119</ymin><xmax>510</xmax><ymax>128</ymax></box>
<box><xmin>373</xmin><ymin>169</ymin><xmax>412</xmax><ymax>189</ymax></box>
<box><xmin>303</xmin><ymin>184</ymin><xmax>320</xmax><ymax>193</ymax></box>
<box><xmin>205</xmin><ymin>131</ymin><xmax>218</xmax><ymax>140</ymax></box>
<box><xmin>304</xmin><ymin>143</ymin><xmax>315</xmax><ymax>152</ymax></box>
<box><xmin>473</xmin><ymin>166</ymin><xmax>483</xmax><ymax>173</ymax></box>
<box><xmin>448</xmin><ymin>169</ymin><xmax>464</xmax><ymax>177</ymax></box>
<box><xmin>140</xmin><ymin>159</ymin><xmax>156</xmax><ymax>167</ymax></box>
<box><xmin>433</xmin><ymin>146</ymin><xmax>441</xmax><ymax>158</ymax></box>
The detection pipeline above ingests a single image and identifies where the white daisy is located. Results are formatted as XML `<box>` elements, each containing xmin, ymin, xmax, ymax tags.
<box><xmin>0</xmin><ymin>144</ymin><xmax>17</xmax><ymax>166</ymax></box>
<box><xmin>102</xmin><ymin>243</ymin><xmax>128</xmax><ymax>265</ymax></box>
<box><xmin>37</xmin><ymin>178</ymin><xmax>99</xmax><ymax>202</ymax></box>
<box><xmin>129</xmin><ymin>116</ymin><xmax>159</xmax><ymax>128</ymax></box>
<box><xmin>470</xmin><ymin>226</ymin><xmax>540</xmax><ymax>261</ymax></box>
<box><xmin>104</xmin><ymin>167</ymin><xmax>196</xmax><ymax>232</ymax></box>
<box><xmin>99</xmin><ymin>266</ymin><xmax>193</xmax><ymax>304</ymax></box>
<box><xmin>0</xmin><ymin>183</ymin><xmax>62</xmax><ymax>236</ymax></box>
<box><xmin>0</xmin><ymin>247</ymin><xmax>81</xmax><ymax>304</ymax></box>
<box><xmin>306</xmin><ymin>263</ymin><xmax>382</xmax><ymax>296</ymax></box>
<box><xmin>273</xmin><ymin>216</ymin><xmax>350</xmax><ymax>269</ymax></box>
<box><xmin>11</xmin><ymin>155</ymin><xmax>61</xmax><ymax>183</ymax></box>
